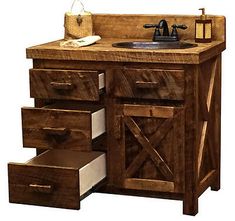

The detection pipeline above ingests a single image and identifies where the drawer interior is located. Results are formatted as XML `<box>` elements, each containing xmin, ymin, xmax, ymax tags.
<box><xmin>44</xmin><ymin>102</ymin><xmax>106</xmax><ymax>139</ymax></box>
<box><xmin>98</xmin><ymin>72</ymin><xmax>105</xmax><ymax>90</ymax></box>
<box><xmin>26</xmin><ymin>149</ymin><xmax>106</xmax><ymax>196</ymax></box>
<box><xmin>9</xmin><ymin>149</ymin><xmax>106</xmax><ymax>209</ymax></box>
<box><xmin>22</xmin><ymin>103</ymin><xmax>106</xmax><ymax>150</ymax></box>
<box><xmin>29</xmin><ymin>69</ymin><xmax>105</xmax><ymax>101</ymax></box>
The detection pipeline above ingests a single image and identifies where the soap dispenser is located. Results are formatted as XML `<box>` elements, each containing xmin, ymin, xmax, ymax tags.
<box><xmin>195</xmin><ymin>8</ymin><xmax>212</xmax><ymax>43</ymax></box>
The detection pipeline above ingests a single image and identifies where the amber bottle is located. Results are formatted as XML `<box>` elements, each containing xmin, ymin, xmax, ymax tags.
<box><xmin>195</xmin><ymin>8</ymin><xmax>212</xmax><ymax>43</ymax></box>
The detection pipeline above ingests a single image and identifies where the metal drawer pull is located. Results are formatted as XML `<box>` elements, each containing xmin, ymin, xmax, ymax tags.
<box><xmin>135</xmin><ymin>81</ymin><xmax>159</xmax><ymax>89</ymax></box>
<box><xmin>29</xmin><ymin>184</ymin><xmax>53</xmax><ymax>194</ymax></box>
<box><xmin>50</xmin><ymin>82</ymin><xmax>74</xmax><ymax>90</ymax></box>
<box><xmin>42</xmin><ymin>127</ymin><xmax>71</xmax><ymax>136</ymax></box>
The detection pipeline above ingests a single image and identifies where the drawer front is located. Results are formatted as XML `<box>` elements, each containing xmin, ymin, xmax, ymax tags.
<box><xmin>30</xmin><ymin>69</ymin><xmax>105</xmax><ymax>101</ymax></box>
<box><xmin>22</xmin><ymin>107</ymin><xmax>105</xmax><ymax>150</ymax></box>
<box><xmin>8</xmin><ymin>163</ymin><xmax>80</xmax><ymax>209</ymax></box>
<box><xmin>113</xmin><ymin>68</ymin><xmax>184</xmax><ymax>100</ymax></box>
<box><xmin>8</xmin><ymin>150</ymin><xmax>106</xmax><ymax>209</ymax></box>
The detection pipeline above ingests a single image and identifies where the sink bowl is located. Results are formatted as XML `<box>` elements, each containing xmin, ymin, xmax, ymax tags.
<box><xmin>112</xmin><ymin>41</ymin><xmax>197</xmax><ymax>49</ymax></box>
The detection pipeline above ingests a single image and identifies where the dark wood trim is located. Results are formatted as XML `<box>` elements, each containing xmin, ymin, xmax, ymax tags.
<box><xmin>183</xmin><ymin>65</ymin><xmax>199</xmax><ymax>215</ymax></box>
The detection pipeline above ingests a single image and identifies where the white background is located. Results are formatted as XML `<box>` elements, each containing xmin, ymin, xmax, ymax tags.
<box><xmin>0</xmin><ymin>0</ymin><xmax>234</xmax><ymax>220</ymax></box>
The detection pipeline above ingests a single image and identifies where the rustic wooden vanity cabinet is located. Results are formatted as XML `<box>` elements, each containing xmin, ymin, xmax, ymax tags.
<box><xmin>8</xmin><ymin>14</ymin><xmax>226</xmax><ymax>215</ymax></box>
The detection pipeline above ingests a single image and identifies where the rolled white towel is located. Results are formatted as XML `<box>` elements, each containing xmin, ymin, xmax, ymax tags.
<box><xmin>60</xmin><ymin>35</ymin><xmax>101</xmax><ymax>47</ymax></box>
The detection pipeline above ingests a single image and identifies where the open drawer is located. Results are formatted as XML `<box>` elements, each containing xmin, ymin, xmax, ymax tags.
<box><xmin>29</xmin><ymin>69</ymin><xmax>105</xmax><ymax>101</ymax></box>
<box><xmin>22</xmin><ymin>103</ymin><xmax>106</xmax><ymax>151</ymax></box>
<box><xmin>8</xmin><ymin>149</ymin><xmax>106</xmax><ymax>209</ymax></box>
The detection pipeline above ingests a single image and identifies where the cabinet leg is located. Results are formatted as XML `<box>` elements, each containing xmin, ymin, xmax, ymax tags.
<box><xmin>211</xmin><ymin>55</ymin><xmax>221</xmax><ymax>192</ymax></box>
<box><xmin>183</xmin><ymin>194</ymin><xmax>198</xmax><ymax>216</ymax></box>
<box><xmin>211</xmin><ymin>170</ymin><xmax>220</xmax><ymax>191</ymax></box>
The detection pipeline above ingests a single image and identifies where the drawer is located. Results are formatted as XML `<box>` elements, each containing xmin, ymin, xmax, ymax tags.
<box><xmin>22</xmin><ymin>103</ymin><xmax>106</xmax><ymax>150</ymax></box>
<box><xmin>30</xmin><ymin>69</ymin><xmax>105</xmax><ymax>101</ymax></box>
<box><xmin>8</xmin><ymin>149</ymin><xmax>106</xmax><ymax>209</ymax></box>
<box><xmin>113</xmin><ymin>68</ymin><xmax>184</xmax><ymax>100</ymax></box>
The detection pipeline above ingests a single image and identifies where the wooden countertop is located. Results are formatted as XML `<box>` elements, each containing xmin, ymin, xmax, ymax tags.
<box><xmin>26</xmin><ymin>38</ymin><xmax>226</xmax><ymax>64</ymax></box>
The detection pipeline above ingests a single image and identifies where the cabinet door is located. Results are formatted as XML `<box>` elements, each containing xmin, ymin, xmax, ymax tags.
<box><xmin>114</xmin><ymin>104</ymin><xmax>185</xmax><ymax>193</ymax></box>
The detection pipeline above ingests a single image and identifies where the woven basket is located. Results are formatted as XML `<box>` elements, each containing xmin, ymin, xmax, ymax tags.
<box><xmin>64</xmin><ymin>12</ymin><xmax>93</xmax><ymax>39</ymax></box>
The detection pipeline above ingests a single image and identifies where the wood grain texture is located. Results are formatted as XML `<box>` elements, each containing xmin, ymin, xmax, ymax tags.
<box><xmin>8</xmin><ymin>163</ymin><xmax>80</xmax><ymax>209</ymax></box>
<box><xmin>173</xmin><ymin>110</ymin><xmax>185</xmax><ymax>193</ymax></box>
<box><xmin>33</xmin><ymin>59</ymin><xmax>184</xmax><ymax>70</ymax></box>
<box><xmin>113</xmin><ymin>68</ymin><xmax>184</xmax><ymax>100</ymax></box>
<box><xmin>197</xmin><ymin>56</ymin><xmax>221</xmax><ymax>190</ymax></box>
<box><xmin>26</xmin><ymin>15</ymin><xmax>225</xmax><ymax>64</ymax></box>
<box><xmin>22</xmin><ymin>107</ymin><xmax>92</xmax><ymax>150</ymax></box>
<box><xmin>124</xmin><ymin>178</ymin><xmax>174</xmax><ymax>193</ymax></box>
<box><xmin>92</xmin><ymin>14</ymin><xmax>225</xmax><ymax>41</ymax></box>
<box><xmin>10</xmin><ymin>15</ymin><xmax>225</xmax><ymax>213</ymax></box>
<box><xmin>123</xmin><ymin>116</ymin><xmax>174</xmax><ymax>181</ymax></box>
<box><xmin>30</xmin><ymin>69</ymin><xmax>102</xmax><ymax>101</ymax></box>
<box><xmin>122</xmin><ymin>104</ymin><xmax>176</xmax><ymax>118</ymax></box>
<box><xmin>26</xmin><ymin>38</ymin><xmax>225</xmax><ymax>64</ymax></box>
<box><xmin>210</xmin><ymin>55</ymin><xmax>221</xmax><ymax>191</ymax></box>
<box><xmin>97</xmin><ymin>184</ymin><xmax>184</xmax><ymax>200</ymax></box>
<box><xmin>198</xmin><ymin>170</ymin><xmax>216</xmax><ymax>197</ymax></box>
<box><xmin>16</xmin><ymin>57</ymin><xmax>223</xmax><ymax>214</ymax></box>
<box><xmin>112</xmin><ymin>103</ymin><xmax>185</xmax><ymax>193</ymax></box>
<box><xmin>125</xmin><ymin>117</ymin><xmax>173</xmax><ymax>179</ymax></box>
<box><xmin>183</xmin><ymin>65</ymin><xmax>199</xmax><ymax>215</ymax></box>
<box><xmin>104</xmin><ymin>68</ymin><xmax>125</xmax><ymax>187</ymax></box>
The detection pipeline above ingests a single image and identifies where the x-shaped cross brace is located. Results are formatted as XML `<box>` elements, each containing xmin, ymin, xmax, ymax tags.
<box><xmin>123</xmin><ymin>116</ymin><xmax>174</xmax><ymax>181</ymax></box>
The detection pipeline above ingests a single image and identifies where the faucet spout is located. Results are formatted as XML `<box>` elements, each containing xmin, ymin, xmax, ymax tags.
<box><xmin>158</xmin><ymin>19</ymin><xmax>169</xmax><ymax>36</ymax></box>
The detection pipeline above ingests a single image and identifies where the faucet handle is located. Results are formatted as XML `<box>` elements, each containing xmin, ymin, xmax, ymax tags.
<box><xmin>143</xmin><ymin>24</ymin><xmax>161</xmax><ymax>38</ymax></box>
<box><xmin>172</xmin><ymin>24</ymin><xmax>188</xmax><ymax>30</ymax></box>
<box><xmin>171</xmin><ymin>24</ymin><xmax>188</xmax><ymax>40</ymax></box>
<box><xmin>143</xmin><ymin>24</ymin><xmax>159</xmax><ymax>28</ymax></box>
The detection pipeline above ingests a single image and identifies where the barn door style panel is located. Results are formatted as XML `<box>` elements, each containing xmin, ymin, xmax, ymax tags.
<box><xmin>115</xmin><ymin>104</ymin><xmax>185</xmax><ymax>193</ymax></box>
<box><xmin>197</xmin><ymin>56</ymin><xmax>221</xmax><ymax>194</ymax></box>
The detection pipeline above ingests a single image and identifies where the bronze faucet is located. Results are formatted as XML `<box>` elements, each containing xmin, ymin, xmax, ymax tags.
<box><xmin>144</xmin><ymin>19</ymin><xmax>187</xmax><ymax>42</ymax></box>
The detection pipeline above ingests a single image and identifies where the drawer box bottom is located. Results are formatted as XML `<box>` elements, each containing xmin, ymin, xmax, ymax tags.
<box><xmin>8</xmin><ymin>149</ymin><xmax>106</xmax><ymax>209</ymax></box>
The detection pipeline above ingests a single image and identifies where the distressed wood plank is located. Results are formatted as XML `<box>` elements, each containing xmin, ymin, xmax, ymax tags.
<box><xmin>206</xmin><ymin>58</ymin><xmax>218</xmax><ymax>112</ymax></box>
<box><xmin>33</xmin><ymin>59</ymin><xmax>183</xmax><ymax>70</ymax></box>
<box><xmin>8</xmin><ymin>163</ymin><xmax>80</xmax><ymax>209</ymax></box>
<box><xmin>123</xmin><ymin>116</ymin><xmax>173</xmax><ymax>180</ymax></box>
<box><xmin>26</xmin><ymin>39</ymin><xmax>225</xmax><ymax>64</ymax></box>
<box><xmin>198</xmin><ymin>57</ymin><xmax>218</xmax><ymax>178</ymax></box>
<box><xmin>106</xmin><ymin>68</ymin><xmax>125</xmax><ymax>187</ymax></box>
<box><xmin>124</xmin><ymin>178</ymin><xmax>174</xmax><ymax>192</ymax></box>
<box><xmin>30</xmin><ymin>69</ymin><xmax>101</xmax><ymax>101</ymax></box>
<box><xmin>113</xmin><ymin>68</ymin><xmax>184</xmax><ymax>100</ymax></box>
<box><xmin>22</xmin><ymin>107</ymin><xmax>92</xmax><ymax>150</ymax></box>
<box><xmin>198</xmin><ymin>170</ymin><xmax>216</xmax><ymax>196</ymax></box>
<box><xmin>125</xmin><ymin>150</ymin><xmax>148</xmax><ymax>178</ymax></box>
<box><xmin>122</xmin><ymin>104</ymin><xmax>176</xmax><ymax>118</ymax></box>
<box><xmin>173</xmin><ymin>110</ymin><xmax>185</xmax><ymax>193</ymax></box>
<box><xmin>183</xmin><ymin>65</ymin><xmax>199</xmax><ymax>215</ymax></box>
<box><xmin>198</xmin><ymin>121</ymin><xmax>208</xmax><ymax>176</ymax></box>
<box><xmin>125</xmin><ymin>118</ymin><xmax>173</xmax><ymax>178</ymax></box>
<box><xmin>198</xmin><ymin>67</ymin><xmax>209</xmax><ymax>121</ymax></box>
<box><xmin>210</xmin><ymin>55</ymin><xmax>222</xmax><ymax>191</ymax></box>
<box><xmin>93</xmin><ymin>14</ymin><xmax>225</xmax><ymax>41</ymax></box>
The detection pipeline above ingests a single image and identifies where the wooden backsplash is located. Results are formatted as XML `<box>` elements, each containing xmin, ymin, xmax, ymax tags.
<box><xmin>92</xmin><ymin>14</ymin><xmax>226</xmax><ymax>41</ymax></box>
